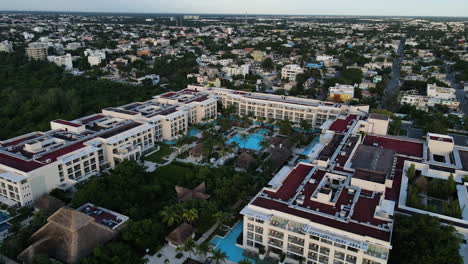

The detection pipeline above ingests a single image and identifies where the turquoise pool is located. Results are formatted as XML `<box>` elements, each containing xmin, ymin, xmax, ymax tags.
<box><xmin>211</xmin><ymin>220</ymin><xmax>254</xmax><ymax>263</ymax></box>
<box><xmin>302</xmin><ymin>136</ymin><xmax>320</xmax><ymax>156</ymax></box>
<box><xmin>188</xmin><ymin>128</ymin><xmax>200</xmax><ymax>137</ymax></box>
<box><xmin>226</xmin><ymin>129</ymin><xmax>269</xmax><ymax>151</ymax></box>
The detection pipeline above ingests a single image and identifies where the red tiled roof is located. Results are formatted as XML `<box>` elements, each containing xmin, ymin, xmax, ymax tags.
<box><xmin>53</xmin><ymin>120</ymin><xmax>82</xmax><ymax>128</ymax></box>
<box><xmin>363</xmin><ymin>136</ymin><xmax>423</xmax><ymax>158</ymax></box>
<box><xmin>1</xmin><ymin>134</ymin><xmax>42</xmax><ymax>147</ymax></box>
<box><xmin>80</xmin><ymin>115</ymin><xmax>105</xmax><ymax>124</ymax></box>
<box><xmin>0</xmin><ymin>153</ymin><xmax>44</xmax><ymax>172</ymax></box>
<box><xmin>36</xmin><ymin>142</ymin><xmax>86</xmax><ymax>163</ymax></box>
<box><xmin>252</xmin><ymin>197</ymin><xmax>391</xmax><ymax>242</ymax></box>
<box><xmin>264</xmin><ymin>164</ymin><xmax>314</xmax><ymax>201</ymax></box>
<box><xmin>351</xmin><ymin>193</ymin><xmax>388</xmax><ymax>226</ymax></box>
<box><xmin>329</xmin><ymin>115</ymin><xmax>357</xmax><ymax>133</ymax></box>
<box><xmin>161</xmin><ymin>92</ymin><xmax>177</xmax><ymax>98</ymax></box>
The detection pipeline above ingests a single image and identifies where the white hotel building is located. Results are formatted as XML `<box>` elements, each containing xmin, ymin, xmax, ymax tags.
<box><xmin>0</xmin><ymin>89</ymin><xmax>216</xmax><ymax>207</ymax></box>
<box><xmin>240</xmin><ymin>112</ymin><xmax>468</xmax><ymax>264</ymax></box>
<box><xmin>190</xmin><ymin>85</ymin><xmax>369</xmax><ymax>129</ymax></box>
<box><xmin>0</xmin><ymin>86</ymin><xmax>366</xmax><ymax>208</ymax></box>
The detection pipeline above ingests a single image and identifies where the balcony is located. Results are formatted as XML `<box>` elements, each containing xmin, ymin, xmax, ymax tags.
<box><xmin>268</xmin><ymin>238</ymin><xmax>283</xmax><ymax>249</ymax></box>
<box><xmin>269</xmin><ymin>230</ymin><xmax>284</xmax><ymax>240</ymax></box>
<box><xmin>288</xmin><ymin>236</ymin><xmax>305</xmax><ymax>246</ymax></box>
<box><xmin>112</xmin><ymin>145</ymin><xmax>141</xmax><ymax>160</ymax></box>
<box><xmin>287</xmin><ymin>244</ymin><xmax>304</xmax><ymax>255</ymax></box>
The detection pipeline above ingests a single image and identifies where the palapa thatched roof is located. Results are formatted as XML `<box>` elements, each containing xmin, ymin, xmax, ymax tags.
<box><xmin>34</xmin><ymin>194</ymin><xmax>65</xmax><ymax>213</ymax></box>
<box><xmin>175</xmin><ymin>182</ymin><xmax>211</xmax><ymax>202</ymax></box>
<box><xmin>18</xmin><ymin>207</ymin><xmax>117</xmax><ymax>264</ymax></box>
<box><xmin>166</xmin><ymin>223</ymin><xmax>196</xmax><ymax>246</ymax></box>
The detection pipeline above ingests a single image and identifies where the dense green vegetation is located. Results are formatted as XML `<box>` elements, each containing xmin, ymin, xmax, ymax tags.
<box><xmin>389</xmin><ymin>214</ymin><xmax>463</xmax><ymax>264</ymax></box>
<box><xmin>71</xmin><ymin>161</ymin><xmax>261</xmax><ymax>263</ymax></box>
<box><xmin>0</xmin><ymin>52</ymin><xmax>164</xmax><ymax>140</ymax></box>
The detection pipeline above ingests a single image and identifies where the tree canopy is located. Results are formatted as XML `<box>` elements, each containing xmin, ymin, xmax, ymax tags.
<box><xmin>389</xmin><ymin>214</ymin><xmax>463</xmax><ymax>264</ymax></box>
<box><xmin>0</xmin><ymin>52</ymin><xmax>164</xmax><ymax>140</ymax></box>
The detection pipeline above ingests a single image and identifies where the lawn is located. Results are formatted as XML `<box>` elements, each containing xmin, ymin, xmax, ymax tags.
<box><xmin>145</xmin><ymin>144</ymin><xmax>172</xmax><ymax>163</ymax></box>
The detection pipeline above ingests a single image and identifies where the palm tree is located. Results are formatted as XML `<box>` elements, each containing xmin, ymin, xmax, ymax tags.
<box><xmin>160</xmin><ymin>205</ymin><xmax>182</xmax><ymax>227</ymax></box>
<box><xmin>213</xmin><ymin>211</ymin><xmax>231</xmax><ymax>225</ymax></box>
<box><xmin>238</xmin><ymin>259</ymin><xmax>252</xmax><ymax>264</ymax></box>
<box><xmin>240</xmin><ymin>133</ymin><xmax>249</xmax><ymax>149</ymax></box>
<box><xmin>182</xmin><ymin>208</ymin><xmax>199</xmax><ymax>224</ymax></box>
<box><xmin>300</xmin><ymin>119</ymin><xmax>311</xmax><ymax>133</ymax></box>
<box><xmin>257</xmin><ymin>116</ymin><xmax>266</xmax><ymax>126</ymax></box>
<box><xmin>196</xmin><ymin>242</ymin><xmax>212</xmax><ymax>263</ymax></box>
<box><xmin>177</xmin><ymin>238</ymin><xmax>197</xmax><ymax>260</ymax></box>
<box><xmin>209</xmin><ymin>248</ymin><xmax>227</xmax><ymax>264</ymax></box>
<box><xmin>259</xmin><ymin>138</ymin><xmax>270</xmax><ymax>150</ymax></box>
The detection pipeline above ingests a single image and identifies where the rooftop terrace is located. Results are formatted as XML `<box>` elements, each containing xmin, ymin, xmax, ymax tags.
<box><xmin>363</xmin><ymin>135</ymin><xmax>423</xmax><ymax>158</ymax></box>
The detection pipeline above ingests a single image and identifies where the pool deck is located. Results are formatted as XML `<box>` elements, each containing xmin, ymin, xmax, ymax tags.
<box><xmin>226</xmin><ymin>129</ymin><xmax>269</xmax><ymax>151</ymax></box>
<box><xmin>210</xmin><ymin>220</ymin><xmax>254</xmax><ymax>264</ymax></box>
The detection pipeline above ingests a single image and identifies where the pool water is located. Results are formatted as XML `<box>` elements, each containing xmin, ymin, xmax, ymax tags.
<box><xmin>211</xmin><ymin>220</ymin><xmax>255</xmax><ymax>263</ymax></box>
<box><xmin>0</xmin><ymin>212</ymin><xmax>9</xmax><ymax>223</ymax></box>
<box><xmin>0</xmin><ymin>223</ymin><xmax>10</xmax><ymax>233</ymax></box>
<box><xmin>188</xmin><ymin>128</ymin><xmax>200</xmax><ymax>137</ymax></box>
<box><xmin>226</xmin><ymin>129</ymin><xmax>269</xmax><ymax>151</ymax></box>
<box><xmin>302</xmin><ymin>136</ymin><xmax>320</xmax><ymax>156</ymax></box>
<box><xmin>163</xmin><ymin>140</ymin><xmax>177</xmax><ymax>145</ymax></box>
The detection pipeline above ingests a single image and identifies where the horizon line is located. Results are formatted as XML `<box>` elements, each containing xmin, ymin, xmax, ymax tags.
<box><xmin>1</xmin><ymin>9</ymin><xmax>468</xmax><ymax>19</ymax></box>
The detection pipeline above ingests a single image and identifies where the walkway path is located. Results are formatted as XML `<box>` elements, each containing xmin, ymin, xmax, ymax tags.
<box><xmin>145</xmin><ymin>221</ymin><xmax>222</xmax><ymax>264</ymax></box>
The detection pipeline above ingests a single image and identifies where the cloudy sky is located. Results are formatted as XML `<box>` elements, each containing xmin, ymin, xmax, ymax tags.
<box><xmin>2</xmin><ymin>0</ymin><xmax>468</xmax><ymax>17</ymax></box>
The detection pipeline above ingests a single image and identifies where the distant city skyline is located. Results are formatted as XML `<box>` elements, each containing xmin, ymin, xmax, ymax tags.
<box><xmin>2</xmin><ymin>0</ymin><xmax>468</xmax><ymax>17</ymax></box>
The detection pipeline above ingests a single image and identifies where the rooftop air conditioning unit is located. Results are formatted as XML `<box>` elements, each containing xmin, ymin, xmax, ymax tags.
<box><xmin>46</xmin><ymin>159</ymin><xmax>52</xmax><ymax>163</ymax></box>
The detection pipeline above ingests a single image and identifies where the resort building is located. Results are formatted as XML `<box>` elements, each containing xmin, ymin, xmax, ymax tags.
<box><xmin>0</xmin><ymin>89</ymin><xmax>216</xmax><ymax>207</ymax></box>
<box><xmin>190</xmin><ymin>85</ymin><xmax>369</xmax><ymax>129</ymax></box>
<box><xmin>240</xmin><ymin>114</ymin><xmax>468</xmax><ymax>264</ymax></box>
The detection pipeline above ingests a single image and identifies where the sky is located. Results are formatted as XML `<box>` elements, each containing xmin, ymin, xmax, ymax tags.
<box><xmin>2</xmin><ymin>0</ymin><xmax>468</xmax><ymax>17</ymax></box>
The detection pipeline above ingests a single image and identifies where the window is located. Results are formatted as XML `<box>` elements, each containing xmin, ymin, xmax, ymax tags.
<box><xmin>319</xmin><ymin>246</ymin><xmax>329</xmax><ymax>255</ymax></box>
<box><xmin>334</xmin><ymin>251</ymin><xmax>345</xmax><ymax>260</ymax></box>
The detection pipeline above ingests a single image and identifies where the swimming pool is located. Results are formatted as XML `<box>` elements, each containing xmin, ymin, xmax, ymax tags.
<box><xmin>188</xmin><ymin>128</ymin><xmax>200</xmax><ymax>137</ymax></box>
<box><xmin>211</xmin><ymin>220</ymin><xmax>255</xmax><ymax>263</ymax></box>
<box><xmin>0</xmin><ymin>211</ymin><xmax>9</xmax><ymax>223</ymax></box>
<box><xmin>0</xmin><ymin>222</ymin><xmax>10</xmax><ymax>233</ymax></box>
<box><xmin>302</xmin><ymin>136</ymin><xmax>320</xmax><ymax>156</ymax></box>
<box><xmin>226</xmin><ymin>129</ymin><xmax>269</xmax><ymax>151</ymax></box>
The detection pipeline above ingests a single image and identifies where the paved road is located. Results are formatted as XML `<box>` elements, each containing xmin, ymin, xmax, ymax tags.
<box><xmin>402</xmin><ymin>123</ymin><xmax>468</xmax><ymax>147</ymax></box>
<box><xmin>444</xmin><ymin>63</ymin><xmax>468</xmax><ymax>114</ymax></box>
<box><xmin>382</xmin><ymin>38</ymin><xmax>406</xmax><ymax>110</ymax></box>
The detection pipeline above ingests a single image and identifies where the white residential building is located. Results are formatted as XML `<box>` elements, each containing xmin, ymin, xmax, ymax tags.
<box><xmin>427</xmin><ymin>83</ymin><xmax>457</xmax><ymax>100</ymax></box>
<box><xmin>66</xmin><ymin>42</ymin><xmax>82</xmax><ymax>51</ymax></box>
<box><xmin>47</xmin><ymin>54</ymin><xmax>73</xmax><ymax>70</ymax></box>
<box><xmin>0</xmin><ymin>41</ymin><xmax>13</xmax><ymax>53</ymax></box>
<box><xmin>400</xmin><ymin>92</ymin><xmax>429</xmax><ymax>111</ymax></box>
<box><xmin>85</xmin><ymin>49</ymin><xmax>106</xmax><ymax>66</ymax></box>
<box><xmin>223</xmin><ymin>64</ymin><xmax>250</xmax><ymax>77</ymax></box>
<box><xmin>26</xmin><ymin>42</ymin><xmax>49</xmax><ymax>61</ymax></box>
<box><xmin>328</xmin><ymin>84</ymin><xmax>355</xmax><ymax>102</ymax></box>
<box><xmin>282</xmin><ymin>64</ymin><xmax>304</xmax><ymax>81</ymax></box>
